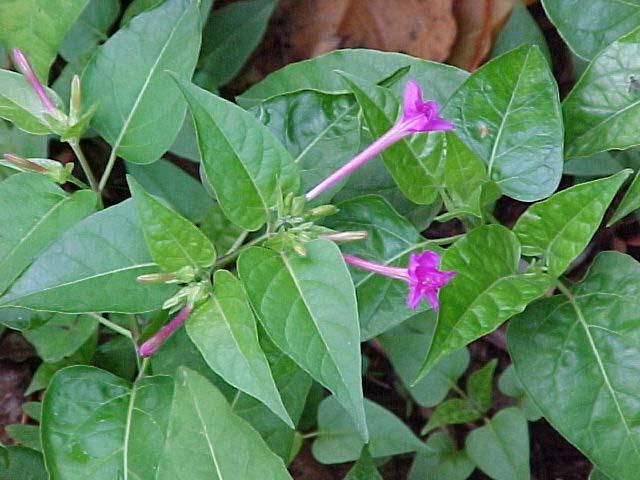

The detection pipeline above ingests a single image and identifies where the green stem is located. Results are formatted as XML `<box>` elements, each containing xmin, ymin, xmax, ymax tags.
<box><xmin>68</xmin><ymin>140</ymin><xmax>99</xmax><ymax>197</ymax></box>
<box><xmin>98</xmin><ymin>148</ymin><xmax>118</xmax><ymax>193</ymax></box>
<box><xmin>67</xmin><ymin>176</ymin><xmax>90</xmax><ymax>190</ymax></box>
<box><xmin>556</xmin><ymin>279</ymin><xmax>573</xmax><ymax>299</ymax></box>
<box><xmin>214</xmin><ymin>233</ymin><xmax>270</xmax><ymax>268</ymax></box>
<box><xmin>300</xmin><ymin>431</ymin><xmax>322</xmax><ymax>440</ymax></box>
<box><xmin>225</xmin><ymin>230</ymin><xmax>249</xmax><ymax>256</ymax></box>
<box><xmin>136</xmin><ymin>357</ymin><xmax>150</xmax><ymax>381</ymax></box>
<box><xmin>89</xmin><ymin>313</ymin><xmax>132</xmax><ymax>339</ymax></box>
<box><xmin>427</xmin><ymin>233</ymin><xmax>465</xmax><ymax>246</ymax></box>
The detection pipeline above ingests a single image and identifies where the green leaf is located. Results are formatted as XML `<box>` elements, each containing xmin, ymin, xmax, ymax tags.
<box><xmin>82</xmin><ymin>0</ymin><xmax>201</xmax><ymax>164</ymax></box>
<box><xmin>408</xmin><ymin>432</ymin><xmax>475</xmax><ymax>480</ymax></box>
<box><xmin>443</xmin><ymin>131</ymin><xmax>491</xmax><ymax>218</ymax></box>
<box><xmin>0</xmin><ymin>173</ymin><xmax>96</xmax><ymax>295</ymax></box>
<box><xmin>59</xmin><ymin>0</ymin><xmax>120</xmax><ymax>63</ymax></box>
<box><xmin>172</xmin><ymin>77</ymin><xmax>300</xmax><ymax>231</ymax></box>
<box><xmin>237</xmin><ymin>49</ymin><xmax>468</xmax><ymax>108</ymax></box>
<box><xmin>232</xmin><ymin>334</ymin><xmax>312</xmax><ymax>461</ymax></box>
<box><xmin>200</xmin><ymin>205</ymin><xmax>246</xmax><ymax>255</ymax></box>
<box><xmin>5</xmin><ymin>425</ymin><xmax>41</xmax><ymax>452</ymax></box>
<box><xmin>590</xmin><ymin>468</ymin><xmax>612</xmax><ymax>480</ymax></box>
<box><xmin>157</xmin><ymin>367</ymin><xmax>292</xmax><ymax>480</ymax></box>
<box><xmin>541</xmin><ymin>0</ymin><xmax>640</xmax><ymax>60</ymax></box>
<box><xmin>418</xmin><ymin>225</ymin><xmax>551</xmax><ymax>377</ymax></box>
<box><xmin>379</xmin><ymin>312</ymin><xmax>469</xmax><ymax>408</ymax></box>
<box><xmin>0</xmin><ymin>70</ymin><xmax>64</xmax><ymax>135</ymax></box>
<box><xmin>311</xmin><ymin>396</ymin><xmax>425</xmax><ymax>464</ymax></box>
<box><xmin>122</xmin><ymin>0</ymin><xmax>213</xmax><ymax>28</ymax></box>
<box><xmin>324</xmin><ymin>195</ymin><xmax>431</xmax><ymax>338</ymax></box>
<box><xmin>564</xmin><ymin>149</ymin><xmax>640</xmax><ymax>177</ymax></box>
<box><xmin>507</xmin><ymin>251</ymin><xmax>640</xmax><ymax>480</ymax></box>
<box><xmin>42</xmin><ymin>366</ymin><xmax>174</xmax><ymax>480</ymax></box>
<box><xmin>0</xmin><ymin>200</ymin><xmax>177</xmax><ymax>313</ymax></box>
<box><xmin>93</xmin><ymin>336</ymin><xmax>137</xmax><ymax>381</ymax></box>
<box><xmin>21</xmin><ymin>402</ymin><xmax>42</xmax><ymax>422</ymax></box>
<box><xmin>187</xmin><ymin>270</ymin><xmax>292</xmax><ymax>427</ymax></box>
<box><xmin>169</xmin><ymin>115</ymin><xmax>200</xmax><ymax>162</ymax></box>
<box><xmin>238</xmin><ymin>240</ymin><xmax>367</xmax><ymax>440</ymax></box>
<box><xmin>443</xmin><ymin>46</ymin><xmax>563</xmax><ymax>202</ymax></box>
<box><xmin>492</xmin><ymin>2</ymin><xmax>551</xmax><ymax>63</ymax></box>
<box><xmin>465</xmin><ymin>407</ymin><xmax>530</xmax><ymax>480</ymax></box>
<box><xmin>563</xmin><ymin>28</ymin><xmax>640</xmax><ymax>158</ymax></box>
<box><xmin>466</xmin><ymin>359</ymin><xmax>497</xmax><ymax>414</ymax></box>
<box><xmin>422</xmin><ymin>399</ymin><xmax>482</xmax><ymax>434</ymax></box>
<box><xmin>513</xmin><ymin>170</ymin><xmax>630</xmax><ymax>276</ymax></box>
<box><xmin>0</xmin><ymin>0</ymin><xmax>89</xmax><ymax>81</ymax></box>
<box><xmin>344</xmin><ymin>448</ymin><xmax>383</xmax><ymax>480</ymax></box>
<box><xmin>0</xmin><ymin>120</ymin><xmax>48</xmax><ymax>159</ymax></box>
<box><xmin>199</xmin><ymin>0</ymin><xmax>275</xmax><ymax>87</ymax></box>
<box><xmin>23</xmin><ymin>313</ymin><xmax>98</xmax><ymax>362</ymax></box>
<box><xmin>339</xmin><ymin>71</ymin><xmax>444</xmax><ymax>205</ymax></box>
<box><xmin>0</xmin><ymin>447</ymin><xmax>47</xmax><ymax>480</ymax></box>
<box><xmin>609</xmin><ymin>170</ymin><xmax>640</xmax><ymax>225</ymax></box>
<box><xmin>497</xmin><ymin>365</ymin><xmax>542</xmax><ymax>422</ymax></box>
<box><xmin>128</xmin><ymin>175</ymin><xmax>215</xmax><ymax>271</ymax></box>
<box><xmin>253</xmin><ymin>91</ymin><xmax>361</xmax><ymax>202</ymax></box>
<box><xmin>126</xmin><ymin>158</ymin><xmax>214</xmax><ymax>223</ymax></box>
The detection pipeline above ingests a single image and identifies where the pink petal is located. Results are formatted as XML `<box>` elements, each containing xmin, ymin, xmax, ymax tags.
<box><xmin>401</xmin><ymin>79</ymin><xmax>422</xmax><ymax>120</ymax></box>
<box><xmin>426</xmin><ymin>289</ymin><xmax>440</xmax><ymax>311</ymax></box>
<box><xmin>405</xmin><ymin>284</ymin><xmax>422</xmax><ymax>309</ymax></box>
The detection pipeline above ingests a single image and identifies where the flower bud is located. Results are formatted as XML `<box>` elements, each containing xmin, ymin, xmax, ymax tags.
<box><xmin>1</xmin><ymin>154</ymin><xmax>73</xmax><ymax>184</ymax></box>
<box><xmin>321</xmin><ymin>231</ymin><xmax>368</xmax><ymax>242</ymax></box>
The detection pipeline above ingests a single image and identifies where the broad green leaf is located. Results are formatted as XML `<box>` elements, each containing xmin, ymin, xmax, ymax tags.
<box><xmin>379</xmin><ymin>312</ymin><xmax>469</xmax><ymax>408</ymax></box>
<box><xmin>21</xmin><ymin>402</ymin><xmax>42</xmax><ymax>422</ymax></box>
<box><xmin>237</xmin><ymin>49</ymin><xmax>468</xmax><ymax>108</ymax></box>
<box><xmin>312</xmin><ymin>396</ymin><xmax>425</xmax><ymax>464</ymax></box>
<box><xmin>443</xmin><ymin>131</ymin><xmax>491</xmax><ymax>218</ymax></box>
<box><xmin>466</xmin><ymin>359</ymin><xmax>497</xmax><ymax>414</ymax></box>
<box><xmin>199</xmin><ymin>0</ymin><xmax>275</xmax><ymax>87</ymax></box>
<box><xmin>340</xmin><ymin>71</ymin><xmax>444</xmax><ymax>205</ymax></box>
<box><xmin>82</xmin><ymin>0</ymin><xmax>201</xmax><ymax>164</ymax></box>
<box><xmin>51</xmin><ymin>53</ymin><xmax>92</xmax><ymax>109</ymax></box>
<box><xmin>492</xmin><ymin>1</ymin><xmax>551</xmax><ymax>63</ymax></box>
<box><xmin>5</xmin><ymin>424</ymin><xmax>41</xmax><ymax>452</ymax></box>
<box><xmin>324</xmin><ymin>195</ymin><xmax>431</xmax><ymax>338</ymax></box>
<box><xmin>443</xmin><ymin>46</ymin><xmax>563</xmax><ymax>202</ymax></box>
<box><xmin>418</xmin><ymin>225</ymin><xmax>551</xmax><ymax>376</ymax></box>
<box><xmin>121</xmin><ymin>0</ymin><xmax>213</xmax><ymax>27</ymax></box>
<box><xmin>200</xmin><ymin>205</ymin><xmax>245</xmax><ymax>255</ymax></box>
<box><xmin>232</xmin><ymin>334</ymin><xmax>312</xmax><ymax>461</ymax></box>
<box><xmin>0</xmin><ymin>70</ymin><xmax>64</xmax><ymax>135</ymax></box>
<box><xmin>422</xmin><ymin>399</ymin><xmax>482</xmax><ymax>434</ymax></box>
<box><xmin>126</xmin><ymin>158</ymin><xmax>214</xmax><ymax>223</ymax></box>
<box><xmin>169</xmin><ymin>115</ymin><xmax>200</xmax><ymax>162</ymax></box>
<box><xmin>497</xmin><ymin>365</ymin><xmax>542</xmax><ymax>422</ymax></box>
<box><xmin>238</xmin><ymin>240</ymin><xmax>367</xmax><ymax>440</ymax></box>
<box><xmin>590</xmin><ymin>469</ymin><xmax>613</xmax><ymax>480</ymax></box>
<box><xmin>157</xmin><ymin>367</ymin><xmax>292</xmax><ymax>480</ymax></box>
<box><xmin>609</xmin><ymin>170</ymin><xmax>640</xmax><ymax>225</ymax></box>
<box><xmin>0</xmin><ymin>200</ymin><xmax>177</xmax><ymax>313</ymax></box>
<box><xmin>23</xmin><ymin>313</ymin><xmax>98</xmax><ymax>362</ymax></box>
<box><xmin>187</xmin><ymin>270</ymin><xmax>292</xmax><ymax>427</ymax></box>
<box><xmin>508</xmin><ymin>251</ymin><xmax>640</xmax><ymax>480</ymax></box>
<box><xmin>465</xmin><ymin>407</ymin><xmax>530</xmax><ymax>480</ymax></box>
<box><xmin>152</xmin><ymin>326</ymin><xmax>237</xmax><ymax>400</ymax></box>
<box><xmin>93</xmin><ymin>336</ymin><xmax>137</xmax><ymax>381</ymax></box>
<box><xmin>541</xmin><ymin>0</ymin><xmax>640</xmax><ymax>60</ymax></box>
<box><xmin>128</xmin><ymin>176</ymin><xmax>216</xmax><ymax>271</ymax></box>
<box><xmin>172</xmin><ymin>77</ymin><xmax>300</xmax><ymax>231</ymax></box>
<box><xmin>0</xmin><ymin>173</ymin><xmax>96</xmax><ymax>295</ymax></box>
<box><xmin>513</xmin><ymin>170</ymin><xmax>630</xmax><ymax>276</ymax></box>
<box><xmin>59</xmin><ymin>0</ymin><xmax>120</xmax><ymax>62</ymax></box>
<box><xmin>0</xmin><ymin>0</ymin><xmax>89</xmax><ymax>81</ymax></box>
<box><xmin>0</xmin><ymin>447</ymin><xmax>47</xmax><ymax>480</ymax></box>
<box><xmin>0</xmin><ymin>120</ymin><xmax>48</xmax><ymax>159</ymax></box>
<box><xmin>408</xmin><ymin>433</ymin><xmax>475</xmax><ymax>480</ymax></box>
<box><xmin>253</xmin><ymin>91</ymin><xmax>361</xmax><ymax>202</ymax></box>
<box><xmin>563</xmin><ymin>28</ymin><xmax>640</xmax><ymax>158</ymax></box>
<box><xmin>344</xmin><ymin>448</ymin><xmax>383</xmax><ymax>480</ymax></box>
<box><xmin>42</xmin><ymin>366</ymin><xmax>174</xmax><ymax>480</ymax></box>
<box><xmin>564</xmin><ymin>149</ymin><xmax>640</xmax><ymax>177</ymax></box>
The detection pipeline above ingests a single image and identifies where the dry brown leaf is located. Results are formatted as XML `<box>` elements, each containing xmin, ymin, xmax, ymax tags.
<box><xmin>448</xmin><ymin>0</ymin><xmax>515</xmax><ymax>71</ymax></box>
<box><xmin>232</xmin><ymin>0</ymin><xmax>457</xmax><ymax>92</ymax></box>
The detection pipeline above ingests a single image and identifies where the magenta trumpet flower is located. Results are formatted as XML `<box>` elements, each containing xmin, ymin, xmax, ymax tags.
<box><xmin>343</xmin><ymin>250</ymin><xmax>455</xmax><ymax>311</ymax></box>
<box><xmin>12</xmin><ymin>49</ymin><xmax>57</xmax><ymax>113</ymax></box>
<box><xmin>305</xmin><ymin>80</ymin><xmax>453</xmax><ymax>201</ymax></box>
<box><xmin>138</xmin><ymin>305</ymin><xmax>192</xmax><ymax>357</ymax></box>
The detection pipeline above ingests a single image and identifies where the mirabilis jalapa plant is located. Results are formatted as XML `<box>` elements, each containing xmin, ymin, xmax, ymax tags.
<box><xmin>2</xmin><ymin>1</ymin><xmax>640</xmax><ymax>479</ymax></box>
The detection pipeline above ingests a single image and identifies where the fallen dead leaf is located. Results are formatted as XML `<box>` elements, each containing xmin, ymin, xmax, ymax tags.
<box><xmin>448</xmin><ymin>0</ymin><xmax>515</xmax><ymax>71</ymax></box>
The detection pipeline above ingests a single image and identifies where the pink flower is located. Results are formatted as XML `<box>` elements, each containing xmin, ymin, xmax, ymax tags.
<box><xmin>11</xmin><ymin>49</ymin><xmax>56</xmax><ymax>113</ymax></box>
<box><xmin>342</xmin><ymin>250</ymin><xmax>455</xmax><ymax>311</ymax></box>
<box><xmin>305</xmin><ymin>79</ymin><xmax>453</xmax><ymax>201</ymax></box>
<box><xmin>138</xmin><ymin>305</ymin><xmax>192</xmax><ymax>357</ymax></box>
